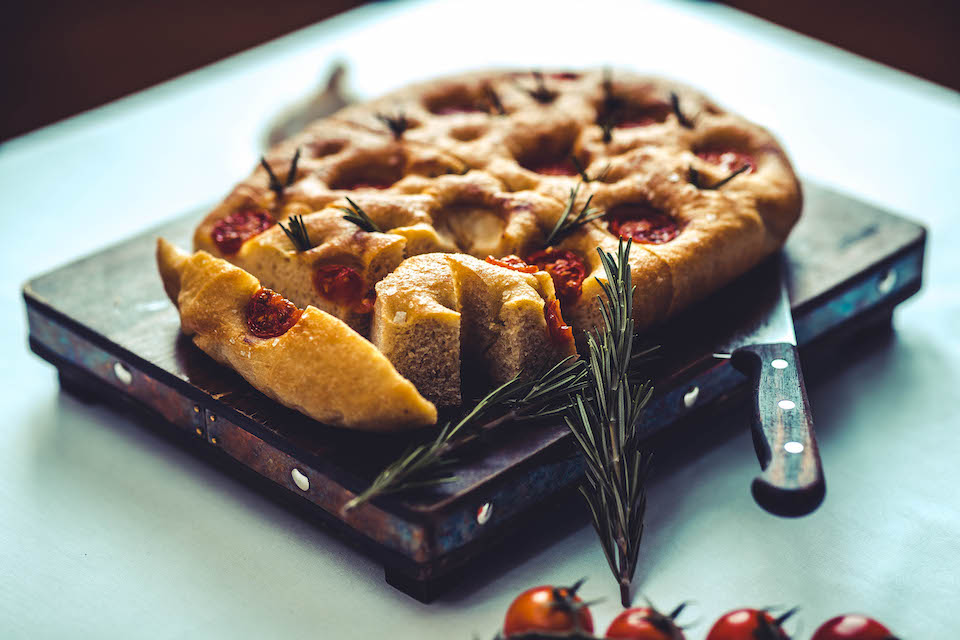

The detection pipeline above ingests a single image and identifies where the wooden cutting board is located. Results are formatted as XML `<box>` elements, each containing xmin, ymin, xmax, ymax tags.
<box><xmin>23</xmin><ymin>181</ymin><xmax>925</xmax><ymax>601</ymax></box>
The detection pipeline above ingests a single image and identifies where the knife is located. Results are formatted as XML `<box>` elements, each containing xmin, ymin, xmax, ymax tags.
<box><xmin>715</xmin><ymin>253</ymin><xmax>826</xmax><ymax>517</ymax></box>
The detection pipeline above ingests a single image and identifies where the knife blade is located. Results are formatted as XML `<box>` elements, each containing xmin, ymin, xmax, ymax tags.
<box><xmin>715</xmin><ymin>253</ymin><xmax>826</xmax><ymax>517</ymax></box>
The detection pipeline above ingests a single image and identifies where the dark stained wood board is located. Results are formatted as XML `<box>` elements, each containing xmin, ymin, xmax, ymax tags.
<box><xmin>23</xmin><ymin>180</ymin><xmax>925</xmax><ymax>600</ymax></box>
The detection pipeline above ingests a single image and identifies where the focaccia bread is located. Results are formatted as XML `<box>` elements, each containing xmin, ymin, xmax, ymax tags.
<box><xmin>371</xmin><ymin>252</ymin><xmax>576</xmax><ymax>406</ymax></box>
<box><xmin>165</xmin><ymin>68</ymin><xmax>802</xmax><ymax>429</ymax></box>
<box><xmin>157</xmin><ymin>238</ymin><xmax>436</xmax><ymax>430</ymax></box>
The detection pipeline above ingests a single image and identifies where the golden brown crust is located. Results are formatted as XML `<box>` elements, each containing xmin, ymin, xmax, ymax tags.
<box><xmin>157</xmin><ymin>238</ymin><xmax>436</xmax><ymax>431</ymax></box>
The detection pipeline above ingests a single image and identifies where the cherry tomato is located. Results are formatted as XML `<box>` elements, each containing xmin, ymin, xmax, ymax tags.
<box><xmin>810</xmin><ymin>615</ymin><xmax>897</xmax><ymax>640</ymax></box>
<box><xmin>211</xmin><ymin>208</ymin><xmax>275</xmax><ymax>255</ymax></box>
<box><xmin>607</xmin><ymin>203</ymin><xmax>679</xmax><ymax>245</ymax></box>
<box><xmin>246</xmin><ymin>288</ymin><xmax>302</xmax><ymax>338</ymax></box>
<box><xmin>526</xmin><ymin>248</ymin><xmax>587</xmax><ymax>303</ymax></box>
<box><xmin>696</xmin><ymin>149</ymin><xmax>756</xmax><ymax>174</ymax></box>
<box><xmin>706</xmin><ymin>608</ymin><xmax>794</xmax><ymax>640</ymax></box>
<box><xmin>605</xmin><ymin>605</ymin><xmax>686</xmax><ymax>639</ymax></box>
<box><xmin>486</xmin><ymin>255</ymin><xmax>538</xmax><ymax>274</ymax></box>
<box><xmin>503</xmin><ymin>583</ymin><xmax>594</xmax><ymax>637</ymax></box>
<box><xmin>312</xmin><ymin>265</ymin><xmax>373</xmax><ymax>313</ymax></box>
<box><xmin>544</xmin><ymin>299</ymin><xmax>574</xmax><ymax>345</ymax></box>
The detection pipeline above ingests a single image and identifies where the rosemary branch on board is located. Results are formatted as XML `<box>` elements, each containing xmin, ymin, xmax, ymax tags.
<box><xmin>343</xmin><ymin>355</ymin><xmax>588</xmax><ymax>512</ymax></box>
<box><xmin>565</xmin><ymin>238</ymin><xmax>654</xmax><ymax>608</ymax></box>
<box><xmin>541</xmin><ymin>181</ymin><xmax>606</xmax><ymax>248</ymax></box>
<box><xmin>278</xmin><ymin>214</ymin><xmax>312</xmax><ymax>252</ymax></box>
<box><xmin>688</xmin><ymin>164</ymin><xmax>750</xmax><ymax>190</ymax></box>
<box><xmin>336</xmin><ymin>196</ymin><xmax>383</xmax><ymax>233</ymax></box>
<box><xmin>670</xmin><ymin>91</ymin><xmax>695</xmax><ymax>129</ymax></box>
<box><xmin>261</xmin><ymin>147</ymin><xmax>301</xmax><ymax>199</ymax></box>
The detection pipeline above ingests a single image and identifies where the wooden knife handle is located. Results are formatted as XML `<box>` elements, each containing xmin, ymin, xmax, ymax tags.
<box><xmin>732</xmin><ymin>343</ymin><xmax>825</xmax><ymax>517</ymax></box>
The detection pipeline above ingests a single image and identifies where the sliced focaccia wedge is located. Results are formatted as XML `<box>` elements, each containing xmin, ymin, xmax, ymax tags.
<box><xmin>371</xmin><ymin>253</ymin><xmax>576</xmax><ymax>406</ymax></box>
<box><xmin>157</xmin><ymin>238</ymin><xmax>436</xmax><ymax>430</ymax></box>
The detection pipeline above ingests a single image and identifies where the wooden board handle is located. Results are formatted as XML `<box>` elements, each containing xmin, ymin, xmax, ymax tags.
<box><xmin>732</xmin><ymin>343</ymin><xmax>825</xmax><ymax>517</ymax></box>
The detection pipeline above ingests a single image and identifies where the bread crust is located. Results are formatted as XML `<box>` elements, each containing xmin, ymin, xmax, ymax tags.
<box><xmin>157</xmin><ymin>238</ymin><xmax>437</xmax><ymax>430</ymax></box>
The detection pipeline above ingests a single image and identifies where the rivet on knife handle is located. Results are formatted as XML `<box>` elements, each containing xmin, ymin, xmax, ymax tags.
<box><xmin>732</xmin><ymin>343</ymin><xmax>826</xmax><ymax>517</ymax></box>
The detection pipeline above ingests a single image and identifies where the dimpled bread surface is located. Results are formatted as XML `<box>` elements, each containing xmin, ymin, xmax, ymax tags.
<box><xmin>173</xmin><ymin>68</ymin><xmax>801</xmax><ymax>428</ymax></box>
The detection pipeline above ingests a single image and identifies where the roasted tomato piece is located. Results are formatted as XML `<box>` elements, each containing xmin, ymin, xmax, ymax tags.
<box><xmin>486</xmin><ymin>255</ymin><xmax>538</xmax><ymax>274</ymax></box>
<box><xmin>433</xmin><ymin>104</ymin><xmax>487</xmax><ymax>115</ymax></box>
<box><xmin>313</xmin><ymin>265</ymin><xmax>373</xmax><ymax>313</ymax></box>
<box><xmin>212</xmin><ymin>208</ymin><xmax>275</xmax><ymax>255</ymax></box>
<box><xmin>246</xmin><ymin>288</ymin><xmax>302</xmax><ymax>338</ymax></box>
<box><xmin>607</xmin><ymin>203</ymin><xmax>680</xmax><ymax>245</ymax></box>
<box><xmin>527</xmin><ymin>248</ymin><xmax>587</xmax><ymax>303</ymax></box>
<box><xmin>696</xmin><ymin>149</ymin><xmax>756</xmax><ymax>174</ymax></box>
<box><xmin>503</xmin><ymin>583</ymin><xmax>594</xmax><ymax>637</ymax></box>
<box><xmin>522</xmin><ymin>157</ymin><xmax>578</xmax><ymax>176</ymax></box>
<box><xmin>544</xmin><ymin>299</ymin><xmax>574</xmax><ymax>345</ymax></box>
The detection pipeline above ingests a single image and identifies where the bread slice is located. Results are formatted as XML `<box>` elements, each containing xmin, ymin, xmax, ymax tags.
<box><xmin>157</xmin><ymin>238</ymin><xmax>436</xmax><ymax>430</ymax></box>
<box><xmin>370</xmin><ymin>254</ymin><xmax>463</xmax><ymax>406</ymax></box>
<box><xmin>371</xmin><ymin>253</ymin><xmax>577</xmax><ymax>406</ymax></box>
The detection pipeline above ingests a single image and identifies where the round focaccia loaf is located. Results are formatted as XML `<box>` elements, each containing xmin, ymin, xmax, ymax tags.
<box><xmin>192</xmin><ymin>68</ymin><xmax>800</xmax><ymax>342</ymax></box>
<box><xmin>157</xmin><ymin>238</ymin><xmax>436</xmax><ymax>430</ymax></box>
<box><xmin>174</xmin><ymin>68</ymin><xmax>802</xmax><ymax>428</ymax></box>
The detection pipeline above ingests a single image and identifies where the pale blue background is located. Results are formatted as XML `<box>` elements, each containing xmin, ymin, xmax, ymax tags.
<box><xmin>2</xmin><ymin>1</ymin><xmax>958</xmax><ymax>637</ymax></box>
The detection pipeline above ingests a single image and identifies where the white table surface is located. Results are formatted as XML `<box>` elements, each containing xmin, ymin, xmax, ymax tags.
<box><xmin>2</xmin><ymin>1</ymin><xmax>958</xmax><ymax>637</ymax></box>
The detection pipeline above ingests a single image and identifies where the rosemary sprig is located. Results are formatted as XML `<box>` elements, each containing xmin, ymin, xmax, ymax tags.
<box><xmin>483</xmin><ymin>83</ymin><xmax>506</xmax><ymax>115</ymax></box>
<box><xmin>565</xmin><ymin>238</ymin><xmax>654</xmax><ymax>607</ymax></box>
<box><xmin>260</xmin><ymin>147</ymin><xmax>301</xmax><ymax>199</ymax></box>
<box><xmin>598</xmin><ymin>68</ymin><xmax>623</xmax><ymax>143</ymax></box>
<box><xmin>571</xmin><ymin>156</ymin><xmax>612</xmax><ymax>183</ymax></box>
<box><xmin>525</xmin><ymin>70</ymin><xmax>557</xmax><ymax>103</ymax></box>
<box><xmin>376</xmin><ymin>110</ymin><xmax>410</xmax><ymax>139</ymax></box>
<box><xmin>542</xmin><ymin>182</ymin><xmax>606</xmax><ymax>248</ymax></box>
<box><xmin>343</xmin><ymin>355</ymin><xmax>588</xmax><ymax>512</ymax></box>
<box><xmin>278</xmin><ymin>214</ymin><xmax>312</xmax><ymax>251</ymax></box>
<box><xmin>336</xmin><ymin>196</ymin><xmax>383</xmax><ymax>233</ymax></box>
<box><xmin>688</xmin><ymin>163</ymin><xmax>750</xmax><ymax>190</ymax></box>
<box><xmin>670</xmin><ymin>91</ymin><xmax>695</xmax><ymax>129</ymax></box>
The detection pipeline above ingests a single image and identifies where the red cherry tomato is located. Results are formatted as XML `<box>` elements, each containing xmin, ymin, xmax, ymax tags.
<box><xmin>312</xmin><ymin>265</ymin><xmax>373</xmax><ymax>313</ymax></box>
<box><xmin>705</xmin><ymin>608</ymin><xmax>792</xmax><ymax>640</ymax></box>
<box><xmin>486</xmin><ymin>255</ymin><xmax>538</xmax><ymax>274</ymax></box>
<box><xmin>211</xmin><ymin>208</ymin><xmax>275</xmax><ymax>255</ymax></box>
<box><xmin>246</xmin><ymin>288</ymin><xmax>302</xmax><ymax>338</ymax></box>
<box><xmin>544</xmin><ymin>299</ymin><xmax>574</xmax><ymax>345</ymax></box>
<box><xmin>503</xmin><ymin>584</ymin><xmax>594</xmax><ymax>637</ymax></box>
<box><xmin>526</xmin><ymin>248</ymin><xmax>587</xmax><ymax>303</ymax></box>
<box><xmin>696</xmin><ymin>149</ymin><xmax>756</xmax><ymax>174</ymax></box>
<box><xmin>607</xmin><ymin>203</ymin><xmax>679</xmax><ymax>245</ymax></box>
<box><xmin>811</xmin><ymin>615</ymin><xmax>896</xmax><ymax>640</ymax></box>
<box><xmin>606</xmin><ymin>606</ymin><xmax>686</xmax><ymax>639</ymax></box>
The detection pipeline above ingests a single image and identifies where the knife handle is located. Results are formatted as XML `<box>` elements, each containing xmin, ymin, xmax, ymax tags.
<box><xmin>731</xmin><ymin>343</ymin><xmax>825</xmax><ymax>517</ymax></box>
